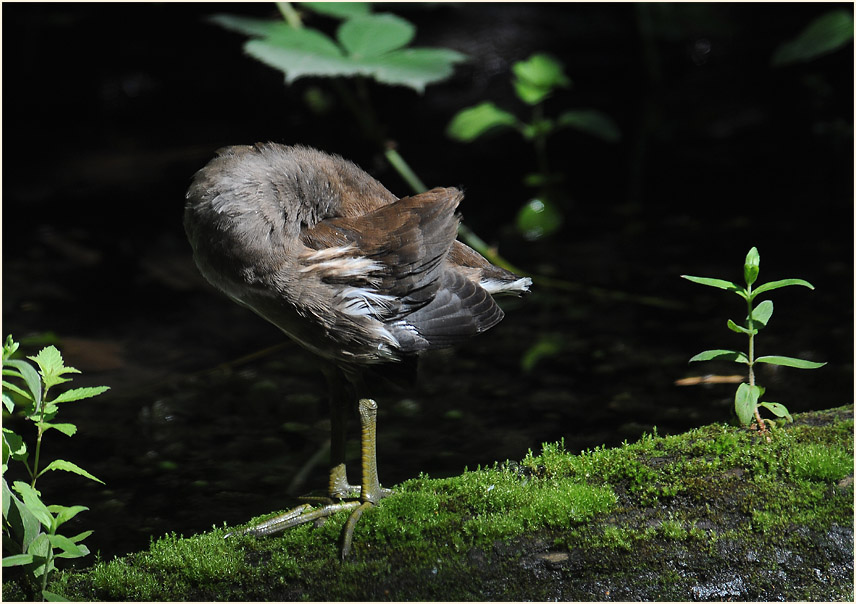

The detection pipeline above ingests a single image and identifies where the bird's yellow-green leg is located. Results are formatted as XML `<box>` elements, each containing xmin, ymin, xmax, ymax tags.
<box><xmin>226</xmin><ymin>399</ymin><xmax>391</xmax><ymax>559</ymax></box>
<box><xmin>340</xmin><ymin>398</ymin><xmax>393</xmax><ymax>558</ymax></box>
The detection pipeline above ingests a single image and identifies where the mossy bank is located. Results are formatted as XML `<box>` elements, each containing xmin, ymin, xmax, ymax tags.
<box><xmin>5</xmin><ymin>405</ymin><xmax>852</xmax><ymax>601</ymax></box>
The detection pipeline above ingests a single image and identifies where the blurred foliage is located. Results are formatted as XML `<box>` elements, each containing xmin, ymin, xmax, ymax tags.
<box><xmin>448</xmin><ymin>53</ymin><xmax>619</xmax><ymax>241</ymax></box>
<box><xmin>772</xmin><ymin>10</ymin><xmax>854</xmax><ymax>67</ymax></box>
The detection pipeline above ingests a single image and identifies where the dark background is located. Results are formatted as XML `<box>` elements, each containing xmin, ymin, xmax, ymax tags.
<box><xmin>2</xmin><ymin>2</ymin><xmax>853</xmax><ymax>564</ymax></box>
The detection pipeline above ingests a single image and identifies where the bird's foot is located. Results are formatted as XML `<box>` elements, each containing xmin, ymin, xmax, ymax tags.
<box><xmin>224</xmin><ymin>488</ymin><xmax>392</xmax><ymax>560</ymax></box>
<box><xmin>225</xmin><ymin>501</ymin><xmax>361</xmax><ymax>538</ymax></box>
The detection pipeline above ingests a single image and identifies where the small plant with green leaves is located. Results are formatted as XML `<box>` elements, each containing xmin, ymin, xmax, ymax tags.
<box><xmin>682</xmin><ymin>247</ymin><xmax>826</xmax><ymax>431</ymax></box>
<box><xmin>447</xmin><ymin>52</ymin><xmax>620</xmax><ymax>240</ymax></box>
<box><xmin>2</xmin><ymin>335</ymin><xmax>109</xmax><ymax>601</ymax></box>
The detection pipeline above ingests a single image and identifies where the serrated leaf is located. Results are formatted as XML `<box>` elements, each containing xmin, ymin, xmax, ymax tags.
<box><xmin>735</xmin><ymin>383</ymin><xmax>761</xmax><ymax>426</ymax></box>
<box><xmin>750</xmin><ymin>299</ymin><xmax>774</xmax><ymax>328</ymax></box>
<box><xmin>557</xmin><ymin>109</ymin><xmax>621</xmax><ymax>142</ymax></box>
<box><xmin>727</xmin><ymin>320</ymin><xmax>756</xmax><ymax>335</ymax></box>
<box><xmin>207</xmin><ymin>14</ymin><xmax>293</xmax><ymax>39</ymax></box>
<box><xmin>4</xmin><ymin>359</ymin><xmax>42</xmax><ymax>406</ymax></box>
<box><xmin>29</xmin><ymin>346</ymin><xmax>79</xmax><ymax>391</ymax></box>
<box><xmin>758</xmin><ymin>401</ymin><xmax>793</xmax><ymax>422</ymax></box>
<box><xmin>51</xmin><ymin>386</ymin><xmax>110</xmax><ymax>404</ymax></box>
<box><xmin>13</xmin><ymin>481</ymin><xmax>52</xmax><ymax>529</ymax></box>
<box><xmin>365</xmin><ymin>47</ymin><xmax>467</xmax><ymax>92</ymax></box>
<box><xmin>772</xmin><ymin>10</ymin><xmax>854</xmax><ymax>66</ymax></box>
<box><xmin>39</xmin><ymin>459</ymin><xmax>104</xmax><ymax>484</ymax></box>
<box><xmin>2</xmin><ymin>553</ymin><xmax>34</xmax><ymax>567</ymax></box>
<box><xmin>689</xmin><ymin>349</ymin><xmax>749</xmax><ymax>364</ymax></box>
<box><xmin>751</xmin><ymin>278</ymin><xmax>815</xmax><ymax>297</ymax></box>
<box><xmin>755</xmin><ymin>355</ymin><xmax>826</xmax><ymax>369</ymax></box>
<box><xmin>681</xmin><ymin>275</ymin><xmax>745</xmax><ymax>295</ymax></box>
<box><xmin>301</xmin><ymin>2</ymin><xmax>371</xmax><ymax>19</ymax></box>
<box><xmin>337</xmin><ymin>13</ymin><xmax>415</xmax><ymax>58</ymax></box>
<box><xmin>447</xmin><ymin>102</ymin><xmax>519</xmax><ymax>142</ymax></box>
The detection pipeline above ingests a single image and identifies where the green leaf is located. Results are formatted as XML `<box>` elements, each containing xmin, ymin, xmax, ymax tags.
<box><xmin>689</xmin><ymin>349</ymin><xmax>749</xmax><ymax>364</ymax></box>
<box><xmin>301</xmin><ymin>2</ymin><xmax>371</xmax><ymax>19</ymax></box>
<box><xmin>512</xmin><ymin>53</ymin><xmax>570</xmax><ymax>104</ymax></box>
<box><xmin>27</xmin><ymin>532</ymin><xmax>52</xmax><ymax>575</ymax></box>
<box><xmin>245</xmin><ymin>37</ymin><xmax>354</xmax><ymax>83</ymax></box>
<box><xmin>755</xmin><ymin>355</ymin><xmax>826</xmax><ymax>369</ymax></box>
<box><xmin>50</xmin><ymin>386</ymin><xmax>110</xmax><ymax>404</ymax></box>
<box><xmin>758</xmin><ymin>401</ymin><xmax>793</xmax><ymax>422</ymax></box>
<box><xmin>42</xmin><ymin>590</ymin><xmax>71</xmax><ymax>602</ymax></box>
<box><xmin>3</xmin><ymin>427</ymin><xmax>27</xmax><ymax>462</ymax></box>
<box><xmin>681</xmin><ymin>275</ymin><xmax>745</xmax><ymax>295</ymax></box>
<box><xmin>38</xmin><ymin>459</ymin><xmax>104</xmax><ymax>484</ymax></box>
<box><xmin>750</xmin><ymin>299</ymin><xmax>774</xmax><ymax>329</ymax></box>
<box><xmin>727</xmin><ymin>320</ymin><xmax>756</xmax><ymax>335</ymax></box>
<box><xmin>48</xmin><ymin>504</ymin><xmax>89</xmax><ymax>529</ymax></box>
<box><xmin>67</xmin><ymin>530</ymin><xmax>94</xmax><ymax>544</ymax></box>
<box><xmin>3</xmin><ymin>478</ymin><xmax>42</xmax><ymax>552</ymax></box>
<box><xmin>744</xmin><ymin>247</ymin><xmax>760</xmax><ymax>287</ymax></box>
<box><xmin>337</xmin><ymin>14</ymin><xmax>415</xmax><ymax>58</ymax></box>
<box><xmin>516</xmin><ymin>197</ymin><xmax>563</xmax><ymax>241</ymax></box>
<box><xmin>772</xmin><ymin>10</ymin><xmax>854</xmax><ymax>66</ymax></box>
<box><xmin>2</xmin><ymin>392</ymin><xmax>14</xmax><ymax>413</ymax></box>
<box><xmin>29</xmin><ymin>346</ymin><xmax>80</xmax><ymax>391</ymax></box>
<box><xmin>48</xmin><ymin>534</ymin><xmax>87</xmax><ymax>559</ymax></box>
<box><xmin>207</xmin><ymin>14</ymin><xmax>293</xmax><ymax>39</ymax></box>
<box><xmin>2</xmin><ymin>553</ymin><xmax>34</xmax><ymax>567</ymax></box>
<box><xmin>39</xmin><ymin>422</ymin><xmax>77</xmax><ymax>437</ymax></box>
<box><xmin>447</xmin><ymin>102</ymin><xmax>520</xmax><ymax>142</ymax></box>
<box><xmin>12</xmin><ymin>481</ymin><xmax>53</xmax><ymax>529</ymax></box>
<box><xmin>557</xmin><ymin>109</ymin><xmax>621</xmax><ymax>142</ymax></box>
<box><xmin>751</xmin><ymin>278</ymin><xmax>815</xmax><ymax>297</ymax></box>
<box><xmin>520</xmin><ymin>335</ymin><xmax>564</xmax><ymax>373</ymax></box>
<box><xmin>3</xmin><ymin>335</ymin><xmax>20</xmax><ymax>360</ymax></box>
<box><xmin>364</xmin><ymin>47</ymin><xmax>467</xmax><ymax>92</ymax></box>
<box><xmin>735</xmin><ymin>383</ymin><xmax>761</xmax><ymax>426</ymax></box>
<box><xmin>4</xmin><ymin>359</ymin><xmax>42</xmax><ymax>406</ymax></box>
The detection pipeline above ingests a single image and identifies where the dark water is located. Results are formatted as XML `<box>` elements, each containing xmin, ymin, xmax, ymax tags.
<box><xmin>2</xmin><ymin>3</ymin><xmax>852</xmax><ymax>565</ymax></box>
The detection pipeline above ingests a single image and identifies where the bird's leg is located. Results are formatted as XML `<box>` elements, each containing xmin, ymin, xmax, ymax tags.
<box><xmin>340</xmin><ymin>398</ymin><xmax>393</xmax><ymax>558</ymax></box>
<box><xmin>328</xmin><ymin>388</ymin><xmax>361</xmax><ymax>499</ymax></box>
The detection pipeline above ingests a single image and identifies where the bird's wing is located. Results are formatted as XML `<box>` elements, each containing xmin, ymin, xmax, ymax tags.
<box><xmin>300</xmin><ymin>187</ymin><xmax>504</xmax><ymax>352</ymax></box>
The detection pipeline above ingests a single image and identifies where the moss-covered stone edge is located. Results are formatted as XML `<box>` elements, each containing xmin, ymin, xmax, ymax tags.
<box><xmin>5</xmin><ymin>405</ymin><xmax>852</xmax><ymax>601</ymax></box>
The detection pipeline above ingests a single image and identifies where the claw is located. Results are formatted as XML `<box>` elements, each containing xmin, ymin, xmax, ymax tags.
<box><xmin>227</xmin><ymin>399</ymin><xmax>391</xmax><ymax>558</ymax></box>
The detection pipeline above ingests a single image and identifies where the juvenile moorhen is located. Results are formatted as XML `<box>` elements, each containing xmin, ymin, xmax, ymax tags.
<box><xmin>184</xmin><ymin>143</ymin><xmax>531</xmax><ymax>557</ymax></box>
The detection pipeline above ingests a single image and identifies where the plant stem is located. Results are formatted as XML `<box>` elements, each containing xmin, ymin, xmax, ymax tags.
<box><xmin>276</xmin><ymin>2</ymin><xmax>302</xmax><ymax>29</ymax></box>
<box><xmin>384</xmin><ymin>146</ymin><xmax>427</xmax><ymax>194</ymax></box>
<box><xmin>746</xmin><ymin>291</ymin><xmax>765</xmax><ymax>430</ymax></box>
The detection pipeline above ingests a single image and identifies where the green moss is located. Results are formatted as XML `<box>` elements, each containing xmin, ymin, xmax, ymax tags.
<box><xmin>789</xmin><ymin>443</ymin><xmax>852</xmax><ymax>481</ymax></box>
<box><xmin>21</xmin><ymin>405</ymin><xmax>853</xmax><ymax>602</ymax></box>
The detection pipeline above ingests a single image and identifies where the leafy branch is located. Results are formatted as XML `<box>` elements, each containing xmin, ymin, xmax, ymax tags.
<box><xmin>2</xmin><ymin>335</ymin><xmax>108</xmax><ymax>601</ymax></box>
<box><xmin>682</xmin><ymin>248</ymin><xmax>826</xmax><ymax>431</ymax></box>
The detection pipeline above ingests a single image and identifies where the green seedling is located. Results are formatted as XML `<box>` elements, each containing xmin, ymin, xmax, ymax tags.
<box><xmin>447</xmin><ymin>53</ymin><xmax>620</xmax><ymax>240</ymax></box>
<box><xmin>682</xmin><ymin>247</ymin><xmax>825</xmax><ymax>431</ymax></box>
<box><xmin>2</xmin><ymin>335</ymin><xmax>109</xmax><ymax>601</ymax></box>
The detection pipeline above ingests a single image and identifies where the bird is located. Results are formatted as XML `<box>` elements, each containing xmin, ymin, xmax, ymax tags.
<box><xmin>183</xmin><ymin>142</ymin><xmax>531</xmax><ymax>558</ymax></box>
